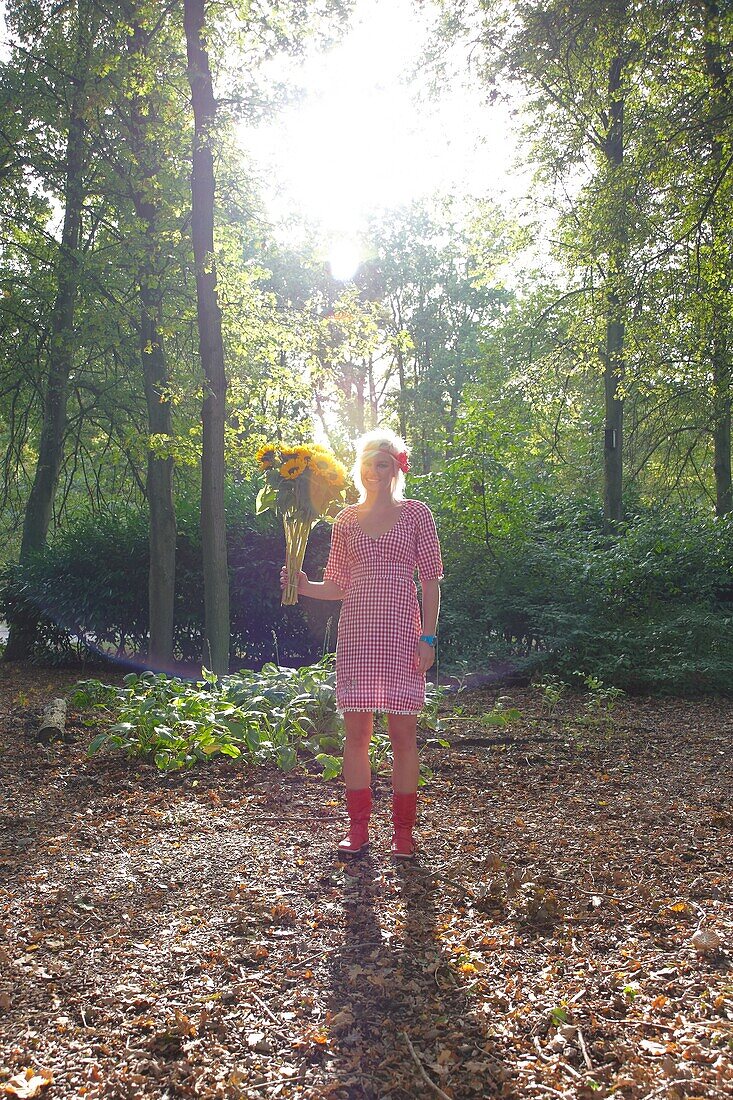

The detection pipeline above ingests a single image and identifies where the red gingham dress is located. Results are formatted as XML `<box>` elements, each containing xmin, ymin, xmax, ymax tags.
<box><xmin>323</xmin><ymin>499</ymin><xmax>443</xmax><ymax>714</ymax></box>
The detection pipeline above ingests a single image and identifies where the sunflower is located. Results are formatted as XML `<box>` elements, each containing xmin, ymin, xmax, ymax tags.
<box><xmin>256</xmin><ymin>444</ymin><xmax>277</xmax><ymax>469</ymax></box>
<box><xmin>280</xmin><ymin>456</ymin><xmax>307</xmax><ymax>480</ymax></box>
<box><xmin>325</xmin><ymin>466</ymin><xmax>347</xmax><ymax>489</ymax></box>
<box><xmin>291</xmin><ymin>445</ymin><xmax>313</xmax><ymax>462</ymax></box>
<box><xmin>310</xmin><ymin>453</ymin><xmax>333</xmax><ymax>476</ymax></box>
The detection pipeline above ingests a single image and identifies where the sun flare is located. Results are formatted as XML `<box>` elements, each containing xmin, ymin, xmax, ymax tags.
<box><xmin>328</xmin><ymin>238</ymin><xmax>362</xmax><ymax>282</ymax></box>
<box><xmin>239</xmin><ymin>0</ymin><xmax>522</xmax><ymax>244</ymax></box>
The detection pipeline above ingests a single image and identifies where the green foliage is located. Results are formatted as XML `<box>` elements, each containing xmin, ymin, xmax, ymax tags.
<box><xmin>422</xmin><ymin>469</ymin><xmax>733</xmax><ymax>694</ymax></box>
<box><xmin>0</xmin><ymin>503</ymin><xmax>336</xmax><ymax>669</ymax></box>
<box><xmin>479</xmin><ymin>703</ymin><xmax>522</xmax><ymax>728</ymax></box>
<box><xmin>579</xmin><ymin>675</ymin><xmax>625</xmax><ymax>732</ymax></box>
<box><xmin>535</xmin><ymin>677</ymin><xmax>566</xmax><ymax>716</ymax></box>
<box><xmin>75</xmin><ymin>658</ymin><xmax>338</xmax><ymax>772</ymax></box>
<box><xmin>75</xmin><ymin>659</ymin><xmax>444</xmax><ymax>777</ymax></box>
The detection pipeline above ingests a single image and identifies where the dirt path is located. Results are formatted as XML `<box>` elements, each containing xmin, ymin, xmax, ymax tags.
<box><xmin>1</xmin><ymin>666</ymin><xmax>732</xmax><ymax>1099</ymax></box>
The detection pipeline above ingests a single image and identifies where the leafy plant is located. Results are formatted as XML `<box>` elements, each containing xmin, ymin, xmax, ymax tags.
<box><xmin>535</xmin><ymin>676</ymin><xmax>566</xmax><ymax>716</ymax></box>
<box><xmin>75</xmin><ymin>657</ymin><xmax>440</xmax><ymax>779</ymax></box>
<box><xmin>480</xmin><ymin>703</ymin><xmax>522</xmax><ymax>728</ymax></box>
<box><xmin>419</xmin><ymin>483</ymin><xmax>733</xmax><ymax>696</ymax></box>
<box><xmin>579</xmin><ymin>674</ymin><xmax>625</xmax><ymax>734</ymax></box>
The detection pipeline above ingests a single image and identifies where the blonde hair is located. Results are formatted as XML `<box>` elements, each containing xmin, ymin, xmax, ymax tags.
<box><xmin>352</xmin><ymin>428</ymin><xmax>409</xmax><ymax>503</ymax></box>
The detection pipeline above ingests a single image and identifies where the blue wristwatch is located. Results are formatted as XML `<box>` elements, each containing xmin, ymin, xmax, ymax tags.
<box><xmin>420</xmin><ymin>634</ymin><xmax>437</xmax><ymax>646</ymax></box>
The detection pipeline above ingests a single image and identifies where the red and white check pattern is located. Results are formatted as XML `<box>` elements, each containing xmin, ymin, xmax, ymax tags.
<box><xmin>324</xmin><ymin>499</ymin><xmax>443</xmax><ymax>714</ymax></box>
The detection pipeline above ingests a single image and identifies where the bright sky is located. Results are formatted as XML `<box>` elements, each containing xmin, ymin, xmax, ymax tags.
<box><xmin>0</xmin><ymin>0</ymin><xmax>528</xmax><ymax>279</ymax></box>
<box><xmin>239</xmin><ymin>0</ymin><xmax>527</xmax><ymax>278</ymax></box>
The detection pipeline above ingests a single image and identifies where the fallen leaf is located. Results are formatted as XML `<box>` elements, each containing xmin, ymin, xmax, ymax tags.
<box><xmin>1</xmin><ymin>1068</ymin><xmax>53</xmax><ymax>1098</ymax></box>
<box><xmin>329</xmin><ymin>1009</ymin><xmax>355</xmax><ymax>1031</ymax></box>
<box><xmin>640</xmin><ymin>1040</ymin><xmax>667</xmax><ymax>1056</ymax></box>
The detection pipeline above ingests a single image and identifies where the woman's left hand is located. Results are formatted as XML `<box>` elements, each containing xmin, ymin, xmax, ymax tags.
<box><xmin>415</xmin><ymin>639</ymin><xmax>436</xmax><ymax>674</ymax></box>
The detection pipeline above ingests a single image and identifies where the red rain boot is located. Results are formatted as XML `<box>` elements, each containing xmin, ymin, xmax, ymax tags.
<box><xmin>391</xmin><ymin>790</ymin><xmax>417</xmax><ymax>860</ymax></box>
<box><xmin>337</xmin><ymin>787</ymin><xmax>372</xmax><ymax>856</ymax></box>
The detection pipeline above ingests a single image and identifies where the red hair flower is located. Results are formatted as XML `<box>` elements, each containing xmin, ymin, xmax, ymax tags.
<box><xmin>394</xmin><ymin>450</ymin><xmax>410</xmax><ymax>474</ymax></box>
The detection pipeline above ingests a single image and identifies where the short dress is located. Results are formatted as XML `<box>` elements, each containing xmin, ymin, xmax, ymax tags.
<box><xmin>323</xmin><ymin>499</ymin><xmax>443</xmax><ymax>714</ymax></box>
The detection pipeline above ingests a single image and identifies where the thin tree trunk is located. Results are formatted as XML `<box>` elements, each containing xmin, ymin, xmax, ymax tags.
<box><xmin>391</xmin><ymin>296</ymin><xmax>408</xmax><ymax>440</ymax></box>
<box><xmin>702</xmin><ymin>0</ymin><xmax>732</xmax><ymax>516</ymax></box>
<box><xmin>127</xmin><ymin>15</ymin><xmax>177</xmax><ymax>666</ymax></box>
<box><xmin>712</xmin><ymin>337</ymin><xmax>732</xmax><ymax>515</ymax></box>
<box><xmin>140</xmin><ymin>275</ymin><xmax>177</xmax><ymax>664</ymax></box>
<box><xmin>5</xmin><ymin>0</ymin><xmax>90</xmax><ymax>662</ymax></box>
<box><xmin>367</xmin><ymin>353</ymin><xmax>378</xmax><ymax>427</ymax></box>
<box><xmin>354</xmin><ymin>362</ymin><xmax>365</xmax><ymax>434</ymax></box>
<box><xmin>184</xmin><ymin>0</ymin><xmax>229</xmax><ymax>674</ymax></box>
<box><xmin>602</xmin><ymin>49</ymin><xmax>627</xmax><ymax>533</ymax></box>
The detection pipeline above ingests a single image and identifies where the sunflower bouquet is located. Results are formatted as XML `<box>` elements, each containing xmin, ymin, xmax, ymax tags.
<box><xmin>255</xmin><ymin>443</ymin><xmax>348</xmax><ymax>605</ymax></box>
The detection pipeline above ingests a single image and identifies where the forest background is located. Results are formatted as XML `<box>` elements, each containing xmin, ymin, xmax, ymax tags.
<box><xmin>1</xmin><ymin>0</ymin><xmax>732</xmax><ymax>696</ymax></box>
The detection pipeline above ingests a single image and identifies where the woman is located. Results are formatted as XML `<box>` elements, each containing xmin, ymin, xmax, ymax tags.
<box><xmin>281</xmin><ymin>429</ymin><xmax>442</xmax><ymax>859</ymax></box>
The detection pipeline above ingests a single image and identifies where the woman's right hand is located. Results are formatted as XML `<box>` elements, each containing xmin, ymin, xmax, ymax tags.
<box><xmin>280</xmin><ymin>566</ymin><xmax>308</xmax><ymax>594</ymax></box>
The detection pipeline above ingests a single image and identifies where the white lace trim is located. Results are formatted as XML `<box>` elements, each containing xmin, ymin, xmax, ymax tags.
<box><xmin>339</xmin><ymin>707</ymin><xmax>421</xmax><ymax>715</ymax></box>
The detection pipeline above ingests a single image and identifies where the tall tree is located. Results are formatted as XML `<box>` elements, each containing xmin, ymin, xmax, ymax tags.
<box><xmin>363</xmin><ymin>198</ymin><xmax>511</xmax><ymax>471</ymax></box>
<box><xmin>600</xmin><ymin>16</ymin><xmax>629</xmax><ymax>529</ymax></box>
<box><xmin>183</xmin><ymin>0</ymin><xmax>230</xmax><ymax>674</ymax></box>
<box><xmin>120</xmin><ymin>4</ymin><xmax>181</xmax><ymax>665</ymax></box>
<box><xmin>4</xmin><ymin>0</ymin><xmax>96</xmax><ymax>660</ymax></box>
<box><xmin>432</xmin><ymin>0</ymin><xmax>675</xmax><ymax>526</ymax></box>
<box><xmin>700</xmin><ymin>0</ymin><xmax>733</xmax><ymax>515</ymax></box>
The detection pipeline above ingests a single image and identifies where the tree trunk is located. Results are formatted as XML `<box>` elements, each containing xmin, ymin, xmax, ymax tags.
<box><xmin>702</xmin><ymin>0</ymin><xmax>732</xmax><ymax>516</ymax></box>
<box><xmin>38</xmin><ymin>698</ymin><xmax>68</xmax><ymax>744</ymax></box>
<box><xmin>184</xmin><ymin>0</ymin><xmax>230</xmax><ymax>674</ymax></box>
<box><xmin>354</xmin><ymin>362</ymin><xmax>365</xmax><ymax>434</ymax></box>
<box><xmin>4</xmin><ymin>0</ymin><xmax>90</xmax><ymax>662</ymax></box>
<box><xmin>367</xmin><ymin>353</ymin><xmax>378</xmax><ymax>427</ymax></box>
<box><xmin>602</xmin><ymin>50</ymin><xmax>627</xmax><ymax>533</ymax></box>
<box><xmin>127</xmin><ymin>16</ymin><xmax>177</xmax><ymax>667</ymax></box>
<box><xmin>140</xmin><ymin>277</ymin><xmax>177</xmax><ymax>665</ymax></box>
<box><xmin>712</xmin><ymin>337</ymin><xmax>732</xmax><ymax>515</ymax></box>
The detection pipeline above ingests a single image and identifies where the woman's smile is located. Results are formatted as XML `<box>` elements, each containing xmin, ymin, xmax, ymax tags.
<box><xmin>361</xmin><ymin>456</ymin><xmax>394</xmax><ymax>488</ymax></box>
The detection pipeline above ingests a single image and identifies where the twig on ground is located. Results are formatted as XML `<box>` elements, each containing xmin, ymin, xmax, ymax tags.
<box><xmin>640</xmin><ymin>1079</ymin><xmax>731</xmax><ymax>1100</ymax></box>
<box><xmin>247</xmin><ymin>1075</ymin><xmax>310</xmax><ymax>1091</ymax></box>
<box><xmin>248</xmin><ymin>989</ymin><xmax>282</xmax><ymax>1027</ymax></box>
<box><xmin>565</xmin><ymin>884</ymin><xmax>628</xmax><ymax>904</ymax></box>
<box><xmin>576</xmin><ymin>1026</ymin><xmax>593</xmax><ymax>1070</ymax></box>
<box><xmin>429</xmin><ymin>870</ymin><xmax>476</xmax><ymax>898</ymax></box>
<box><xmin>402</xmin><ymin>1030</ymin><xmax>453</xmax><ymax>1100</ymax></box>
<box><xmin>558</xmin><ymin>1060</ymin><xmax>583</xmax><ymax>1080</ymax></box>
<box><xmin>533</xmin><ymin>1036</ymin><xmax>552</xmax><ymax>1062</ymax></box>
<box><xmin>592</xmin><ymin>1015</ymin><xmax>674</xmax><ymax>1031</ymax></box>
<box><xmin>447</xmin><ymin>734</ymin><xmax>560</xmax><ymax>749</ymax></box>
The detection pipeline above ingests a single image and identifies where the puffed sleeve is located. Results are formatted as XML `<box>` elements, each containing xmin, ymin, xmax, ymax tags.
<box><xmin>415</xmin><ymin>502</ymin><xmax>443</xmax><ymax>582</ymax></box>
<box><xmin>323</xmin><ymin>510</ymin><xmax>351</xmax><ymax>591</ymax></box>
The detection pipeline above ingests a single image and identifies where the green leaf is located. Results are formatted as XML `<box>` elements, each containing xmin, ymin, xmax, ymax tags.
<box><xmin>256</xmin><ymin>484</ymin><xmax>277</xmax><ymax>514</ymax></box>
<box><xmin>277</xmin><ymin>745</ymin><xmax>298</xmax><ymax>772</ymax></box>
<box><xmin>87</xmin><ymin>732</ymin><xmax>109</xmax><ymax>755</ymax></box>
<box><xmin>315</xmin><ymin>753</ymin><xmax>343</xmax><ymax>780</ymax></box>
<box><xmin>219</xmin><ymin>744</ymin><xmax>241</xmax><ymax>758</ymax></box>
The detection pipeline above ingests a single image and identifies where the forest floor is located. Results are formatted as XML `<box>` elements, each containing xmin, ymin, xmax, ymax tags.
<box><xmin>1</xmin><ymin>665</ymin><xmax>732</xmax><ymax>1100</ymax></box>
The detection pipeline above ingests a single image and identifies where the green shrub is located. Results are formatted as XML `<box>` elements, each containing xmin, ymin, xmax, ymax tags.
<box><xmin>0</xmin><ymin>506</ymin><xmax>338</xmax><ymax>671</ymax></box>
<box><xmin>75</xmin><ymin>659</ymin><xmax>339</xmax><ymax>773</ymax></box>
<box><xmin>420</xmin><ymin>477</ymin><xmax>733</xmax><ymax>695</ymax></box>
<box><xmin>74</xmin><ymin>659</ymin><xmax>445</xmax><ymax>777</ymax></box>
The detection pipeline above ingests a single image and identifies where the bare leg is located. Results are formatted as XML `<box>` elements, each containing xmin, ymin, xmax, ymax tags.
<box><xmin>387</xmin><ymin>713</ymin><xmax>419</xmax><ymax>793</ymax></box>
<box><xmin>343</xmin><ymin>711</ymin><xmax>373</xmax><ymax>789</ymax></box>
